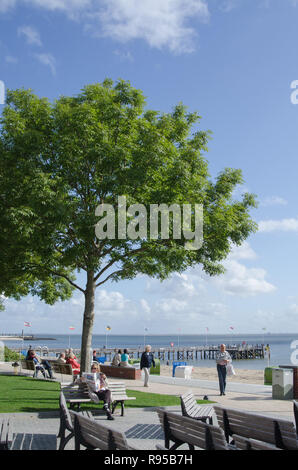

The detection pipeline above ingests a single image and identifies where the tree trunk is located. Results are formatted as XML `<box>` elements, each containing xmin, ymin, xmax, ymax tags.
<box><xmin>80</xmin><ymin>270</ymin><xmax>95</xmax><ymax>373</ymax></box>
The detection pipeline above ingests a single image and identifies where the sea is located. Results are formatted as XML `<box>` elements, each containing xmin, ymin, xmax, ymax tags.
<box><xmin>3</xmin><ymin>333</ymin><xmax>298</xmax><ymax>371</ymax></box>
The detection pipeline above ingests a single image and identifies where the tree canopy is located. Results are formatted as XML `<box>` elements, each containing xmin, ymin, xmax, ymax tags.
<box><xmin>0</xmin><ymin>79</ymin><xmax>257</xmax><ymax>370</ymax></box>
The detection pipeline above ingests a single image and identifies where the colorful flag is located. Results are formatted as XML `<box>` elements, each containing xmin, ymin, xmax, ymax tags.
<box><xmin>206</xmin><ymin>327</ymin><xmax>209</xmax><ymax>332</ymax></box>
<box><xmin>69</xmin><ymin>326</ymin><xmax>75</xmax><ymax>330</ymax></box>
<box><xmin>229</xmin><ymin>326</ymin><xmax>234</xmax><ymax>330</ymax></box>
<box><xmin>106</xmin><ymin>326</ymin><xmax>111</xmax><ymax>331</ymax></box>
<box><xmin>24</xmin><ymin>322</ymin><xmax>31</xmax><ymax>327</ymax></box>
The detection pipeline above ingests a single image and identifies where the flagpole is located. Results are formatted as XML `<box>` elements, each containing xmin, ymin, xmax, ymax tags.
<box><xmin>144</xmin><ymin>327</ymin><xmax>148</xmax><ymax>349</ymax></box>
<box><xmin>68</xmin><ymin>327</ymin><xmax>75</xmax><ymax>349</ymax></box>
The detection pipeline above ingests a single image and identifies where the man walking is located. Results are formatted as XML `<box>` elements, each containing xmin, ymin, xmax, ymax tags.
<box><xmin>140</xmin><ymin>345</ymin><xmax>155</xmax><ymax>387</ymax></box>
<box><xmin>215</xmin><ymin>344</ymin><xmax>231</xmax><ymax>396</ymax></box>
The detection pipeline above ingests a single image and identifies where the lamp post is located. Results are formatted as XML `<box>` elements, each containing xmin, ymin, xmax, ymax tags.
<box><xmin>106</xmin><ymin>326</ymin><xmax>111</xmax><ymax>349</ymax></box>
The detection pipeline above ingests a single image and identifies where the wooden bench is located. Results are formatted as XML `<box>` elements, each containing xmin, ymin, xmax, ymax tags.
<box><xmin>294</xmin><ymin>400</ymin><xmax>298</xmax><ymax>430</ymax></box>
<box><xmin>213</xmin><ymin>405</ymin><xmax>298</xmax><ymax>450</ymax></box>
<box><xmin>0</xmin><ymin>418</ymin><xmax>13</xmax><ymax>450</ymax></box>
<box><xmin>69</xmin><ymin>410</ymin><xmax>140</xmax><ymax>450</ymax></box>
<box><xmin>51</xmin><ymin>362</ymin><xmax>76</xmax><ymax>382</ymax></box>
<box><xmin>180</xmin><ymin>392</ymin><xmax>214</xmax><ymax>424</ymax></box>
<box><xmin>58</xmin><ymin>392</ymin><xmax>99</xmax><ymax>450</ymax></box>
<box><xmin>99</xmin><ymin>364</ymin><xmax>141</xmax><ymax>380</ymax></box>
<box><xmin>232</xmin><ymin>434</ymin><xmax>280</xmax><ymax>451</ymax></box>
<box><xmin>156</xmin><ymin>408</ymin><xmax>232</xmax><ymax>451</ymax></box>
<box><xmin>20</xmin><ymin>360</ymin><xmax>46</xmax><ymax>379</ymax></box>
<box><xmin>61</xmin><ymin>381</ymin><xmax>136</xmax><ymax>416</ymax></box>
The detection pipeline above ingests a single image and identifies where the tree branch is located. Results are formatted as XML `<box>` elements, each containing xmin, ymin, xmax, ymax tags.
<box><xmin>96</xmin><ymin>269</ymin><xmax>125</xmax><ymax>287</ymax></box>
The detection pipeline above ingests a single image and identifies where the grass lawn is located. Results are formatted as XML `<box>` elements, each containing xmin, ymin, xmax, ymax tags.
<box><xmin>0</xmin><ymin>375</ymin><xmax>214</xmax><ymax>413</ymax></box>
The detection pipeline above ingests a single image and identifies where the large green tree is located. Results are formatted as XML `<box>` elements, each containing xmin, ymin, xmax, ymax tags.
<box><xmin>0</xmin><ymin>79</ymin><xmax>257</xmax><ymax>371</ymax></box>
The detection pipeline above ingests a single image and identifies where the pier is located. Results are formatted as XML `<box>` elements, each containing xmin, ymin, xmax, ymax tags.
<box><xmin>95</xmin><ymin>345</ymin><xmax>266</xmax><ymax>362</ymax></box>
<box><xmin>22</xmin><ymin>344</ymin><xmax>265</xmax><ymax>362</ymax></box>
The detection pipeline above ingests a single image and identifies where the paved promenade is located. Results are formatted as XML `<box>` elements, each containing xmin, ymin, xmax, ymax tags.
<box><xmin>0</xmin><ymin>362</ymin><xmax>295</xmax><ymax>450</ymax></box>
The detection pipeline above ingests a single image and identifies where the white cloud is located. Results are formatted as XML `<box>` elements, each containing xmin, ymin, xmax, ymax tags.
<box><xmin>5</xmin><ymin>55</ymin><xmax>18</xmax><ymax>63</ymax></box>
<box><xmin>140</xmin><ymin>298</ymin><xmax>151</xmax><ymax>314</ymax></box>
<box><xmin>219</xmin><ymin>0</ymin><xmax>242</xmax><ymax>12</ymax></box>
<box><xmin>1</xmin><ymin>0</ymin><xmax>209</xmax><ymax>54</ymax></box>
<box><xmin>96</xmin><ymin>0</ymin><xmax>209</xmax><ymax>54</ymax></box>
<box><xmin>212</xmin><ymin>259</ymin><xmax>276</xmax><ymax>296</ymax></box>
<box><xmin>23</xmin><ymin>0</ymin><xmax>92</xmax><ymax>16</ymax></box>
<box><xmin>113</xmin><ymin>49</ymin><xmax>134</xmax><ymax>62</ymax></box>
<box><xmin>258</xmin><ymin>218</ymin><xmax>298</xmax><ymax>233</ymax></box>
<box><xmin>35</xmin><ymin>52</ymin><xmax>56</xmax><ymax>75</ymax></box>
<box><xmin>228</xmin><ymin>241</ymin><xmax>257</xmax><ymax>261</ymax></box>
<box><xmin>18</xmin><ymin>25</ymin><xmax>42</xmax><ymax>46</ymax></box>
<box><xmin>260</xmin><ymin>196</ymin><xmax>288</xmax><ymax>207</ymax></box>
<box><xmin>0</xmin><ymin>0</ymin><xmax>17</xmax><ymax>13</ymax></box>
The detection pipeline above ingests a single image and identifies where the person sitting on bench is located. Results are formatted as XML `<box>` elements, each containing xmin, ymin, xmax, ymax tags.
<box><xmin>120</xmin><ymin>349</ymin><xmax>132</xmax><ymax>367</ymax></box>
<box><xmin>89</xmin><ymin>363</ymin><xmax>114</xmax><ymax>420</ymax></box>
<box><xmin>66</xmin><ymin>352</ymin><xmax>80</xmax><ymax>376</ymax></box>
<box><xmin>27</xmin><ymin>349</ymin><xmax>53</xmax><ymax>379</ymax></box>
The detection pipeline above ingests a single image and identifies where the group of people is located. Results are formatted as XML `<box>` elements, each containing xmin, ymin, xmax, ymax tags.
<box><xmin>57</xmin><ymin>349</ymin><xmax>81</xmax><ymax>375</ymax></box>
<box><xmin>110</xmin><ymin>348</ymin><xmax>130</xmax><ymax>367</ymax></box>
<box><xmin>110</xmin><ymin>345</ymin><xmax>156</xmax><ymax>387</ymax></box>
<box><xmin>27</xmin><ymin>343</ymin><xmax>231</xmax><ymax>422</ymax></box>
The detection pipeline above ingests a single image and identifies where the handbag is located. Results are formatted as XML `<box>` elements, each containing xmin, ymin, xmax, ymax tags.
<box><xmin>226</xmin><ymin>363</ymin><xmax>236</xmax><ymax>376</ymax></box>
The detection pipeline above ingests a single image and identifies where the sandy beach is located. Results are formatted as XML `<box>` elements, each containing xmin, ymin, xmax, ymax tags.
<box><xmin>160</xmin><ymin>365</ymin><xmax>264</xmax><ymax>384</ymax></box>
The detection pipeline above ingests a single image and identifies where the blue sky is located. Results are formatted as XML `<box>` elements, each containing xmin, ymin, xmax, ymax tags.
<box><xmin>1</xmin><ymin>0</ymin><xmax>298</xmax><ymax>335</ymax></box>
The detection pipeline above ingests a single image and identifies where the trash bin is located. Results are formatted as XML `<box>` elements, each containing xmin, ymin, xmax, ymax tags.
<box><xmin>264</xmin><ymin>366</ymin><xmax>279</xmax><ymax>385</ymax></box>
<box><xmin>174</xmin><ymin>365</ymin><xmax>193</xmax><ymax>379</ymax></box>
<box><xmin>172</xmin><ymin>361</ymin><xmax>187</xmax><ymax>377</ymax></box>
<box><xmin>279</xmin><ymin>365</ymin><xmax>298</xmax><ymax>399</ymax></box>
<box><xmin>272</xmin><ymin>368</ymin><xmax>293</xmax><ymax>400</ymax></box>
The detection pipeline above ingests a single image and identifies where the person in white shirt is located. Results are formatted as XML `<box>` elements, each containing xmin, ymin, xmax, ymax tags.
<box><xmin>88</xmin><ymin>363</ymin><xmax>114</xmax><ymax>420</ymax></box>
<box><xmin>215</xmin><ymin>344</ymin><xmax>231</xmax><ymax>396</ymax></box>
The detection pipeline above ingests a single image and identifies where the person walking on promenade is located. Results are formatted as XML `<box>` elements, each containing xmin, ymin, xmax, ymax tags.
<box><xmin>215</xmin><ymin>344</ymin><xmax>231</xmax><ymax>396</ymax></box>
<box><xmin>140</xmin><ymin>345</ymin><xmax>155</xmax><ymax>387</ymax></box>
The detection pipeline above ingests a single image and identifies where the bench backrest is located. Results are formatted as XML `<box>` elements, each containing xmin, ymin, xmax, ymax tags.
<box><xmin>156</xmin><ymin>409</ymin><xmax>228</xmax><ymax>450</ymax></box>
<box><xmin>180</xmin><ymin>392</ymin><xmax>199</xmax><ymax>417</ymax></box>
<box><xmin>214</xmin><ymin>405</ymin><xmax>298</xmax><ymax>450</ymax></box>
<box><xmin>109</xmin><ymin>382</ymin><xmax>128</xmax><ymax>400</ymax></box>
<box><xmin>294</xmin><ymin>401</ymin><xmax>298</xmax><ymax>431</ymax></box>
<box><xmin>69</xmin><ymin>410</ymin><xmax>131</xmax><ymax>450</ymax></box>
<box><xmin>20</xmin><ymin>360</ymin><xmax>35</xmax><ymax>371</ymax></box>
<box><xmin>52</xmin><ymin>362</ymin><xmax>73</xmax><ymax>376</ymax></box>
<box><xmin>232</xmin><ymin>434</ymin><xmax>280</xmax><ymax>451</ymax></box>
<box><xmin>59</xmin><ymin>392</ymin><xmax>73</xmax><ymax>432</ymax></box>
<box><xmin>61</xmin><ymin>381</ymin><xmax>128</xmax><ymax>402</ymax></box>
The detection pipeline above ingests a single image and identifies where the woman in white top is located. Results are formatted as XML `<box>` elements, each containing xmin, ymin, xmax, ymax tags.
<box><xmin>215</xmin><ymin>344</ymin><xmax>231</xmax><ymax>396</ymax></box>
<box><xmin>88</xmin><ymin>363</ymin><xmax>114</xmax><ymax>420</ymax></box>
